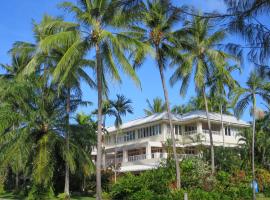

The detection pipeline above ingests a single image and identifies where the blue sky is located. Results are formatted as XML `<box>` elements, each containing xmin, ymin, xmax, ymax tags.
<box><xmin>0</xmin><ymin>0</ymin><xmax>258</xmax><ymax>126</ymax></box>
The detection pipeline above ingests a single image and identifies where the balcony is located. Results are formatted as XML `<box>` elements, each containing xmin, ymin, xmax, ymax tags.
<box><xmin>177</xmin><ymin>154</ymin><xmax>201</xmax><ymax>160</ymax></box>
<box><xmin>202</xmin><ymin>129</ymin><xmax>221</xmax><ymax>135</ymax></box>
<box><xmin>151</xmin><ymin>152</ymin><xmax>168</xmax><ymax>159</ymax></box>
<box><xmin>128</xmin><ymin>154</ymin><xmax>146</xmax><ymax>162</ymax></box>
<box><xmin>105</xmin><ymin>157</ymin><xmax>122</xmax><ymax>167</ymax></box>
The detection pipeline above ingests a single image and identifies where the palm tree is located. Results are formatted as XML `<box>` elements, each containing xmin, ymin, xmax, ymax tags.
<box><xmin>171</xmin><ymin>104</ymin><xmax>193</xmax><ymax>115</ymax></box>
<box><xmin>144</xmin><ymin>97</ymin><xmax>165</xmax><ymax>116</ymax></box>
<box><xmin>14</xmin><ymin>16</ymin><xmax>96</xmax><ymax>197</ymax></box>
<box><xmin>70</xmin><ymin>113</ymin><xmax>97</xmax><ymax>192</ymax></box>
<box><xmin>208</xmin><ymin>63</ymin><xmax>240</xmax><ymax>146</ymax></box>
<box><xmin>133</xmin><ymin>0</ymin><xmax>182</xmax><ymax>188</ymax></box>
<box><xmin>109</xmin><ymin>95</ymin><xmax>133</xmax><ymax>183</ymax></box>
<box><xmin>170</xmin><ymin>16</ymin><xmax>238</xmax><ymax>174</ymax></box>
<box><xmin>231</xmin><ymin>70</ymin><xmax>270</xmax><ymax>200</ymax></box>
<box><xmin>58</xmin><ymin>1</ymin><xmax>143</xmax><ymax>198</ymax></box>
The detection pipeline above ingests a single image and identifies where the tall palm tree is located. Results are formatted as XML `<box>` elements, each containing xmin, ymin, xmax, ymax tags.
<box><xmin>58</xmin><ymin>1</ymin><xmax>143</xmax><ymax>198</ymax></box>
<box><xmin>133</xmin><ymin>0</ymin><xmax>182</xmax><ymax>188</ymax></box>
<box><xmin>170</xmin><ymin>16</ymin><xmax>238</xmax><ymax>174</ymax></box>
<box><xmin>14</xmin><ymin>16</ymin><xmax>96</xmax><ymax>197</ymax></box>
<box><xmin>109</xmin><ymin>95</ymin><xmax>133</xmax><ymax>183</ymax></box>
<box><xmin>208</xmin><ymin>63</ymin><xmax>240</xmax><ymax>146</ymax></box>
<box><xmin>231</xmin><ymin>70</ymin><xmax>270</xmax><ymax>200</ymax></box>
<box><xmin>144</xmin><ymin>97</ymin><xmax>165</xmax><ymax>116</ymax></box>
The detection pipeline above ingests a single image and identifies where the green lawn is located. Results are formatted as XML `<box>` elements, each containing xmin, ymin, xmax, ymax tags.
<box><xmin>257</xmin><ymin>193</ymin><xmax>270</xmax><ymax>200</ymax></box>
<box><xmin>0</xmin><ymin>192</ymin><xmax>95</xmax><ymax>200</ymax></box>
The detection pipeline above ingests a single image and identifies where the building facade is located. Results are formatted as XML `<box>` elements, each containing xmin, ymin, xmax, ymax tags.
<box><xmin>102</xmin><ymin>111</ymin><xmax>249</xmax><ymax>172</ymax></box>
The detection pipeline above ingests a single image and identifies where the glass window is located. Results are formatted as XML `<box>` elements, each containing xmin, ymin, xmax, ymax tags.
<box><xmin>225</xmin><ymin>126</ymin><xmax>231</xmax><ymax>136</ymax></box>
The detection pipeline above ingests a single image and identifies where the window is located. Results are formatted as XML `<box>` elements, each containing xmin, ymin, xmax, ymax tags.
<box><xmin>174</xmin><ymin>125</ymin><xmax>182</xmax><ymax>135</ymax></box>
<box><xmin>184</xmin><ymin>126</ymin><xmax>196</xmax><ymax>135</ymax></box>
<box><xmin>137</xmin><ymin>124</ymin><xmax>161</xmax><ymax>139</ymax></box>
<box><xmin>124</xmin><ymin>131</ymin><xmax>136</xmax><ymax>142</ymax></box>
<box><xmin>225</xmin><ymin>126</ymin><xmax>231</xmax><ymax>136</ymax></box>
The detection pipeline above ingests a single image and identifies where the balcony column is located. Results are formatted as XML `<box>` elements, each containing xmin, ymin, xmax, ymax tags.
<box><xmin>197</xmin><ymin>121</ymin><xmax>203</xmax><ymax>134</ymax></box>
<box><xmin>181</xmin><ymin>125</ymin><xmax>185</xmax><ymax>135</ymax></box>
<box><xmin>161</xmin><ymin>123</ymin><xmax>167</xmax><ymax>141</ymax></box>
<box><xmin>123</xmin><ymin>149</ymin><xmax>128</xmax><ymax>163</ymax></box>
<box><xmin>146</xmin><ymin>144</ymin><xmax>152</xmax><ymax>159</ymax></box>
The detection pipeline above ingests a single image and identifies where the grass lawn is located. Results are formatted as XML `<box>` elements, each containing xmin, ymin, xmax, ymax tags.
<box><xmin>1</xmin><ymin>192</ymin><xmax>268</xmax><ymax>200</ymax></box>
<box><xmin>0</xmin><ymin>192</ymin><xmax>95</xmax><ymax>200</ymax></box>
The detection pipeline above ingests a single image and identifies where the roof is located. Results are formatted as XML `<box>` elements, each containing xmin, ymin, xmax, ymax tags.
<box><xmin>106</xmin><ymin>110</ymin><xmax>250</xmax><ymax>132</ymax></box>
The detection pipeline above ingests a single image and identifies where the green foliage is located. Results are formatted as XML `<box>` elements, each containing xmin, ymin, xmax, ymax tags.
<box><xmin>27</xmin><ymin>184</ymin><xmax>56</xmax><ymax>200</ymax></box>
<box><xmin>213</xmin><ymin>147</ymin><xmax>244</xmax><ymax>172</ymax></box>
<box><xmin>57</xmin><ymin>192</ymin><xmax>70</xmax><ymax>200</ymax></box>
<box><xmin>144</xmin><ymin>97</ymin><xmax>165</xmax><ymax>116</ymax></box>
<box><xmin>180</xmin><ymin>158</ymin><xmax>212</xmax><ymax>189</ymax></box>
<box><xmin>110</xmin><ymin>167</ymin><xmax>174</xmax><ymax>200</ymax></box>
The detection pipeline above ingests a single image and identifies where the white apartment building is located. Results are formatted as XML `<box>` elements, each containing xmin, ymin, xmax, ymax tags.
<box><xmin>102</xmin><ymin>111</ymin><xmax>249</xmax><ymax>172</ymax></box>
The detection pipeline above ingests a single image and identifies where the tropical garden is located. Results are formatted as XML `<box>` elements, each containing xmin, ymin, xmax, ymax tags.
<box><xmin>0</xmin><ymin>0</ymin><xmax>270</xmax><ymax>200</ymax></box>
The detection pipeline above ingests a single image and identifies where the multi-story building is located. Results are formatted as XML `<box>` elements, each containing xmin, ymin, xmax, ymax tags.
<box><xmin>102</xmin><ymin>111</ymin><xmax>249</xmax><ymax>172</ymax></box>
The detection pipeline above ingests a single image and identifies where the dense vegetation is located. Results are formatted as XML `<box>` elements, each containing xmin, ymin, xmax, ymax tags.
<box><xmin>0</xmin><ymin>0</ymin><xmax>270</xmax><ymax>200</ymax></box>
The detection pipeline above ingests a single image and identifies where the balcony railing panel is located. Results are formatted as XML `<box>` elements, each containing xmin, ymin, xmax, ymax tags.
<box><xmin>128</xmin><ymin>154</ymin><xmax>146</xmax><ymax>162</ymax></box>
<box><xmin>105</xmin><ymin>158</ymin><xmax>123</xmax><ymax>166</ymax></box>
<box><xmin>151</xmin><ymin>152</ymin><xmax>168</xmax><ymax>159</ymax></box>
<box><xmin>202</xmin><ymin>130</ymin><xmax>221</xmax><ymax>135</ymax></box>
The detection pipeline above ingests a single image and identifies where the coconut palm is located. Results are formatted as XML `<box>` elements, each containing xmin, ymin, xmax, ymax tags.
<box><xmin>69</xmin><ymin>113</ymin><xmax>97</xmax><ymax>192</ymax></box>
<box><xmin>57</xmin><ymin>1</ymin><xmax>143</xmax><ymax>198</ymax></box>
<box><xmin>109</xmin><ymin>95</ymin><xmax>133</xmax><ymax>182</ymax></box>
<box><xmin>12</xmin><ymin>15</ymin><xmax>96</xmax><ymax>197</ymax></box>
<box><xmin>171</xmin><ymin>104</ymin><xmax>193</xmax><ymax>115</ymax></box>
<box><xmin>231</xmin><ymin>70</ymin><xmax>270</xmax><ymax>200</ymax></box>
<box><xmin>40</xmin><ymin>25</ymin><xmax>95</xmax><ymax>198</ymax></box>
<box><xmin>144</xmin><ymin>97</ymin><xmax>165</xmax><ymax>116</ymax></box>
<box><xmin>170</xmin><ymin>16</ymin><xmax>238</xmax><ymax>174</ymax></box>
<box><xmin>133</xmin><ymin>0</ymin><xmax>182</xmax><ymax>188</ymax></box>
<box><xmin>208</xmin><ymin>63</ymin><xmax>240</xmax><ymax>146</ymax></box>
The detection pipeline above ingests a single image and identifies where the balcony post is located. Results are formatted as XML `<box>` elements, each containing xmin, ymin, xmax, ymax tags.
<box><xmin>123</xmin><ymin>149</ymin><xmax>128</xmax><ymax>163</ymax></box>
<box><xmin>146</xmin><ymin>144</ymin><xmax>152</xmax><ymax>159</ymax></box>
<box><xmin>197</xmin><ymin>121</ymin><xmax>203</xmax><ymax>134</ymax></box>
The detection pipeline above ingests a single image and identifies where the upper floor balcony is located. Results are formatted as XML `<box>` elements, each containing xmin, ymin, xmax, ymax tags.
<box><xmin>105</xmin><ymin>121</ymin><xmax>241</xmax><ymax>148</ymax></box>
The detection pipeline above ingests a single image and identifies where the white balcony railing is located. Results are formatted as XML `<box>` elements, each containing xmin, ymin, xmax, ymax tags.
<box><xmin>176</xmin><ymin>154</ymin><xmax>200</xmax><ymax>160</ymax></box>
<box><xmin>128</xmin><ymin>154</ymin><xmax>146</xmax><ymax>162</ymax></box>
<box><xmin>183</xmin><ymin>130</ymin><xmax>197</xmax><ymax>135</ymax></box>
<box><xmin>106</xmin><ymin>158</ymin><xmax>123</xmax><ymax>166</ymax></box>
<box><xmin>202</xmin><ymin>129</ymin><xmax>221</xmax><ymax>135</ymax></box>
<box><xmin>151</xmin><ymin>152</ymin><xmax>168</xmax><ymax>159</ymax></box>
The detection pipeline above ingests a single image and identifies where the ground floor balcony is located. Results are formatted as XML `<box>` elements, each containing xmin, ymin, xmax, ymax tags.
<box><xmin>105</xmin><ymin>151</ymin><xmax>200</xmax><ymax>168</ymax></box>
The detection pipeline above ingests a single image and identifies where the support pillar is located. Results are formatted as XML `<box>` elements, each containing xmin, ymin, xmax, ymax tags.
<box><xmin>197</xmin><ymin>121</ymin><xmax>203</xmax><ymax>134</ymax></box>
<box><xmin>146</xmin><ymin>144</ymin><xmax>152</xmax><ymax>159</ymax></box>
<box><xmin>123</xmin><ymin>149</ymin><xmax>128</xmax><ymax>163</ymax></box>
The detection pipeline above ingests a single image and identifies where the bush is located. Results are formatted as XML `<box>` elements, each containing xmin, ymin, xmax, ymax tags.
<box><xmin>26</xmin><ymin>184</ymin><xmax>56</xmax><ymax>200</ymax></box>
<box><xmin>180</xmin><ymin>157</ymin><xmax>212</xmax><ymax>189</ymax></box>
<box><xmin>110</xmin><ymin>167</ymin><xmax>174</xmax><ymax>200</ymax></box>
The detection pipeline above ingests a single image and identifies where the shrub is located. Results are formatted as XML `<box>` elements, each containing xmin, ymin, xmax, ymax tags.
<box><xmin>180</xmin><ymin>158</ymin><xmax>212</xmax><ymax>189</ymax></box>
<box><xmin>110</xmin><ymin>167</ymin><xmax>174</xmax><ymax>200</ymax></box>
<box><xmin>26</xmin><ymin>184</ymin><xmax>56</xmax><ymax>200</ymax></box>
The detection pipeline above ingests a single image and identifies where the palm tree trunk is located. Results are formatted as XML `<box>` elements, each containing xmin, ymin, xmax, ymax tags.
<box><xmin>64</xmin><ymin>87</ymin><xmax>71</xmax><ymax>198</ymax></box>
<box><xmin>96</xmin><ymin>43</ymin><xmax>103</xmax><ymax>200</ymax></box>
<box><xmin>114</xmin><ymin>130</ymin><xmax>118</xmax><ymax>183</ymax></box>
<box><xmin>15</xmin><ymin>172</ymin><xmax>19</xmax><ymax>191</ymax></box>
<box><xmin>156</xmin><ymin>49</ymin><xmax>181</xmax><ymax>188</ymax></box>
<box><xmin>252</xmin><ymin>95</ymin><xmax>256</xmax><ymax>200</ymax></box>
<box><xmin>202</xmin><ymin>88</ymin><xmax>215</xmax><ymax>174</ymax></box>
<box><xmin>220</xmin><ymin>104</ymin><xmax>225</xmax><ymax>147</ymax></box>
